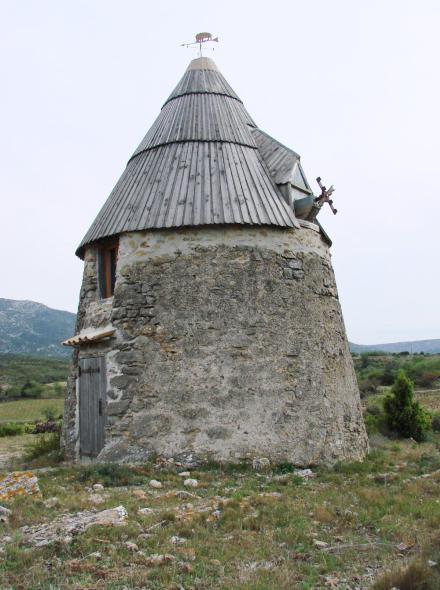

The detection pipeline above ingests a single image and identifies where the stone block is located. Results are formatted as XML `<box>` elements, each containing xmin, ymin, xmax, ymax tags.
<box><xmin>115</xmin><ymin>351</ymin><xmax>143</xmax><ymax>365</ymax></box>
<box><xmin>107</xmin><ymin>399</ymin><xmax>130</xmax><ymax>416</ymax></box>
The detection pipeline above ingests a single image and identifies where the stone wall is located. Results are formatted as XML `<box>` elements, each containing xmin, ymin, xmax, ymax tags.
<box><xmin>62</xmin><ymin>225</ymin><xmax>368</xmax><ymax>465</ymax></box>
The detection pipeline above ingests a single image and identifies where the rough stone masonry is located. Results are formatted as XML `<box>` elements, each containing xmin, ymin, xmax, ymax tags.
<box><xmin>62</xmin><ymin>226</ymin><xmax>368</xmax><ymax>465</ymax></box>
<box><xmin>62</xmin><ymin>55</ymin><xmax>368</xmax><ymax>466</ymax></box>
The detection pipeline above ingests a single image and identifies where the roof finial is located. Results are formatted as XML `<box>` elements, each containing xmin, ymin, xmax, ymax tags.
<box><xmin>181</xmin><ymin>32</ymin><xmax>219</xmax><ymax>57</ymax></box>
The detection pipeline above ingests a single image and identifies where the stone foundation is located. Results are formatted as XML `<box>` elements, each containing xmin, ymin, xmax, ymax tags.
<box><xmin>62</xmin><ymin>225</ymin><xmax>368</xmax><ymax>466</ymax></box>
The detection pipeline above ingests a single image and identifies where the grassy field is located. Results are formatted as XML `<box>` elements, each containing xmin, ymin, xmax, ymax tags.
<box><xmin>0</xmin><ymin>398</ymin><xmax>64</xmax><ymax>423</ymax></box>
<box><xmin>0</xmin><ymin>355</ymin><xmax>439</xmax><ymax>588</ymax></box>
<box><xmin>0</xmin><ymin>439</ymin><xmax>439</xmax><ymax>589</ymax></box>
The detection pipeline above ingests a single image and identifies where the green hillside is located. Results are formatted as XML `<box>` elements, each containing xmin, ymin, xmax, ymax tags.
<box><xmin>0</xmin><ymin>354</ymin><xmax>69</xmax><ymax>398</ymax></box>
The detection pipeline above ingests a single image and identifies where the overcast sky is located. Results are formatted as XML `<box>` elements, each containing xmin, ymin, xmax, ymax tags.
<box><xmin>1</xmin><ymin>0</ymin><xmax>439</xmax><ymax>344</ymax></box>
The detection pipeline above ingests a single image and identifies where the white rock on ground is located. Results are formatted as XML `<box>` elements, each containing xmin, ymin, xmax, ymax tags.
<box><xmin>178</xmin><ymin>471</ymin><xmax>191</xmax><ymax>477</ymax></box>
<box><xmin>20</xmin><ymin>505</ymin><xmax>128</xmax><ymax>547</ymax></box>
<box><xmin>138</xmin><ymin>507</ymin><xmax>154</xmax><ymax>515</ymax></box>
<box><xmin>93</xmin><ymin>483</ymin><xmax>105</xmax><ymax>491</ymax></box>
<box><xmin>145</xmin><ymin>554</ymin><xmax>176</xmax><ymax>566</ymax></box>
<box><xmin>183</xmin><ymin>479</ymin><xmax>198</xmax><ymax>488</ymax></box>
<box><xmin>132</xmin><ymin>489</ymin><xmax>148</xmax><ymax>499</ymax></box>
<box><xmin>149</xmin><ymin>480</ymin><xmax>163</xmax><ymax>489</ymax></box>
<box><xmin>294</xmin><ymin>468</ymin><xmax>315</xmax><ymax>479</ymax></box>
<box><xmin>313</xmin><ymin>539</ymin><xmax>329</xmax><ymax>549</ymax></box>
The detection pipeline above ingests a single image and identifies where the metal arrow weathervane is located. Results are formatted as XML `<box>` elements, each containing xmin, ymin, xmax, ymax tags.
<box><xmin>181</xmin><ymin>32</ymin><xmax>219</xmax><ymax>57</ymax></box>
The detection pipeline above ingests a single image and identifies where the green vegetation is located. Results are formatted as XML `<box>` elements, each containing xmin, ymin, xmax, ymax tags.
<box><xmin>76</xmin><ymin>463</ymin><xmax>154</xmax><ymax>487</ymax></box>
<box><xmin>384</xmin><ymin>371</ymin><xmax>431</xmax><ymax>442</ymax></box>
<box><xmin>0</xmin><ymin>422</ymin><xmax>26</xmax><ymax>437</ymax></box>
<box><xmin>0</xmin><ymin>439</ymin><xmax>439</xmax><ymax>588</ymax></box>
<box><xmin>0</xmin><ymin>354</ymin><xmax>69</xmax><ymax>399</ymax></box>
<box><xmin>354</xmin><ymin>352</ymin><xmax>440</xmax><ymax>396</ymax></box>
<box><xmin>23</xmin><ymin>431</ymin><xmax>63</xmax><ymax>465</ymax></box>
<box><xmin>0</xmin><ymin>353</ymin><xmax>437</xmax><ymax>586</ymax></box>
<box><xmin>0</xmin><ymin>398</ymin><xmax>63</xmax><ymax>423</ymax></box>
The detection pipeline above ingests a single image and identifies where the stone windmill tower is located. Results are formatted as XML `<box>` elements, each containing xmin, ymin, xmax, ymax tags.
<box><xmin>62</xmin><ymin>51</ymin><xmax>367</xmax><ymax>465</ymax></box>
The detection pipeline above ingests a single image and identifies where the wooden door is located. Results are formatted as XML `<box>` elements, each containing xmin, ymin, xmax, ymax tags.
<box><xmin>79</xmin><ymin>356</ymin><xmax>106</xmax><ymax>458</ymax></box>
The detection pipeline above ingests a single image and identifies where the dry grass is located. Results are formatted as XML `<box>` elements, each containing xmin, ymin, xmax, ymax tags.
<box><xmin>0</xmin><ymin>437</ymin><xmax>439</xmax><ymax>589</ymax></box>
<box><xmin>0</xmin><ymin>398</ymin><xmax>64</xmax><ymax>423</ymax></box>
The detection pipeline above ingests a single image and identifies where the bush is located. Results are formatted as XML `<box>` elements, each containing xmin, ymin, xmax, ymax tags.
<box><xmin>364</xmin><ymin>404</ymin><xmax>388</xmax><ymax>435</ymax></box>
<box><xmin>76</xmin><ymin>463</ymin><xmax>150</xmax><ymax>487</ymax></box>
<box><xmin>373</xmin><ymin>559</ymin><xmax>439</xmax><ymax>590</ymax></box>
<box><xmin>51</xmin><ymin>382</ymin><xmax>66</xmax><ymax>396</ymax></box>
<box><xmin>418</xmin><ymin>372</ymin><xmax>440</xmax><ymax>388</ymax></box>
<box><xmin>33</xmin><ymin>420</ymin><xmax>61</xmax><ymax>434</ymax></box>
<box><xmin>24</xmin><ymin>432</ymin><xmax>63</xmax><ymax>463</ymax></box>
<box><xmin>359</xmin><ymin>376</ymin><xmax>380</xmax><ymax>397</ymax></box>
<box><xmin>20</xmin><ymin>380</ymin><xmax>44</xmax><ymax>398</ymax></box>
<box><xmin>432</xmin><ymin>414</ymin><xmax>440</xmax><ymax>433</ymax></box>
<box><xmin>384</xmin><ymin>371</ymin><xmax>431</xmax><ymax>442</ymax></box>
<box><xmin>24</xmin><ymin>422</ymin><xmax>36</xmax><ymax>434</ymax></box>
<box><xmin>0</xmin><ymin>422</ymin><xmax>24</xmax><ymax>437</ymax></box>
<box><xmin>41</xmin><ymin>406</ymin><xmax>58</xmax><ymax>422</ymax></box>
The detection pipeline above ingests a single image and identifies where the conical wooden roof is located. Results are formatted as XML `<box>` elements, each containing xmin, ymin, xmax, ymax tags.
<box><xmin>77</xmin><ymin>57</ymin><xmax>303</xmax><ymax>258</ymax></box>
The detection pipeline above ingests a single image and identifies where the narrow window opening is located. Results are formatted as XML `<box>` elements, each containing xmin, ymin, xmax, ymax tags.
<box><xmin>98</xmin><ymin>239</ymin><xmax>118</xmax><ymax>298</ymax></box>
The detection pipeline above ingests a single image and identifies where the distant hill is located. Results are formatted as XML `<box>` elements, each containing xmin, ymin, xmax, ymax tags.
<box><xmin>350</xmin><ymin>340</ymin><xmax>440</xmax><ymax>355</ymax></box>
<box><xmin>0</xmin><ymin>299</ymin><xmax>75</xmax><ymax>357</ymax></box>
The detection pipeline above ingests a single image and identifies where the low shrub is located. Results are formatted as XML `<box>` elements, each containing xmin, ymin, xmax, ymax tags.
<box><xmin>359</xmin><ymin>376</ymin><xmax>380</xmax><ymax>397</ymax></box>
<box><xmin>273</xmin><ymin>462</ymin><xmax>296</xmax><ymax>474</ymax></box>
<box><xmin>373</xmin><ymin>559</ymin><xmax>440</xmax><ymax>590</ymax></box>
<box><xmin>384</xmin><ymin>371</ymin><xmax>431</xmax><ymax>442</ymax></box>
<box><xmin>33</xmin><ymin>420</ymin><xmax>61</xmax><ymax>434</ymax></box>
<box><xmin>23</xmin><ymin>422</ymin><xmax>36</xmax><ymax>434</ymax></box>
<box><xmin>419</xmin><ymin>372</ymin><xmax>440</xmax><ymax>388</ymax></box>
<box><xmin>432</xmin><ymin>414</ymin><xmax>440</xmax><ymax>432</ymax></box>
<box><xmin>23</xmin><ymin>432</ymin><xmax>63</xmax><ymax>464</ymax></box>
<box><xmin>363</xmin><ymin>402</ymin><xmax>388</xmax><ymax>436</ymax></box>
<box><xmin>76</xmin><ymin>463</ymin><xmax>150</xmax><ymax>487</ymax></box>
<box><xmin>41</xmin><ymin>406</ymin><xmax>58</xmax><ymax>422</ymax></box>
<box><xmin>20</xmin><ymin>380</ymin><xmax>44</xmax><ymax>398</ymax></box>
<box><xmin>0</xmin><ymin>422</ymin><xmax>24</xmax><ymax>437</ymax></box>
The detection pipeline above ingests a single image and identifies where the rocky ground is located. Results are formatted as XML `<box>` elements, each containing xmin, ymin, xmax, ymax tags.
<box><xmin>0</xmin><ymin>438</ymin><xmax>439</xmax><ymax>589</ymax></box>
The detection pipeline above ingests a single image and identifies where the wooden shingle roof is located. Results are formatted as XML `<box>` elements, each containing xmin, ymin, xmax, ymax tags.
<box><xmin>76</xmin><ymin>57</ymin><xmax>302</xmax><ymax>258</ymax></box>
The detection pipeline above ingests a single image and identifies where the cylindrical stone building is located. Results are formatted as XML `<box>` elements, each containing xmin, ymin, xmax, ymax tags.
<box><xmin>62</xmin><ymin>56</ymin><xmax>368</xmax><ymax>465</ymax></box>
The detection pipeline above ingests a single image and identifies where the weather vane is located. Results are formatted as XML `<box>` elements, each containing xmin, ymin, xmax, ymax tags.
<box><xmin>181</xmin><ymin>32</ymin><xmax>219</xmax><ymax>57</ymax></box>
<box><xmin>315</xmin><ymin>177</ymin><xmax>337</xmax><ymax>215</ymax></box>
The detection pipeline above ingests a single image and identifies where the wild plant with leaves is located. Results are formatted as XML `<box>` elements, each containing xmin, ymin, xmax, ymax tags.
<box><xmin>384</xmin><ymin>371</ymin><xmax>431</xmax><ymax>441</ymax></box>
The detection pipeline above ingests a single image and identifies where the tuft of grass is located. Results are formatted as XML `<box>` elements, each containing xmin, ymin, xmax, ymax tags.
<box><xmin>373</xmin><ymin>559</ymin><xmax>440</xmax><ymax>590</ymax></box>
<box><xmin>273</xmin><ymin>462</ymin><xmax>296</xmax><ymax>474</ymax></box>
<box><xmin>75</xmin><ymin>462</ymin><xmax>152</xmax><ymax>487</ymax></box>
<box><xmin>313</xmin><ymin>505</ymin><xmax>334</xmax><ymax>523</ymax></box>
<box><xmin>23</xmin><ymin>432</ymin><xmax>63</xmax><ymax>465</ymax></box>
